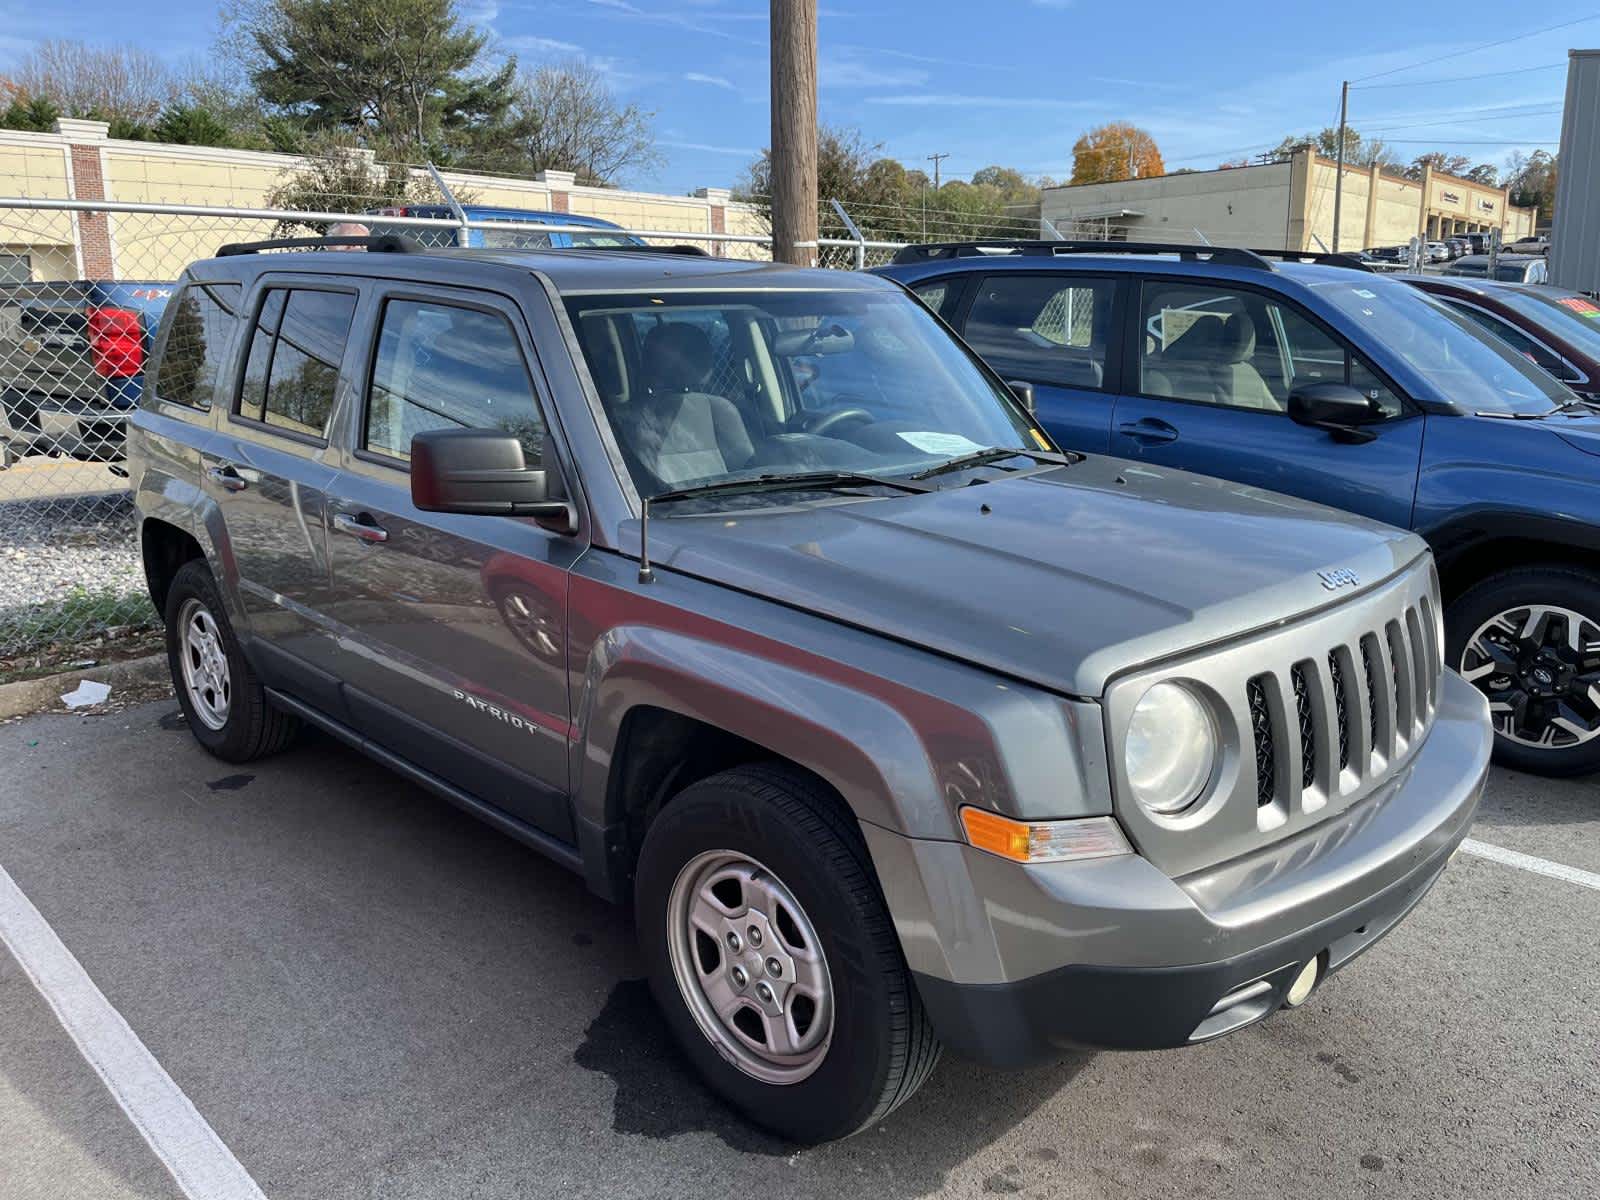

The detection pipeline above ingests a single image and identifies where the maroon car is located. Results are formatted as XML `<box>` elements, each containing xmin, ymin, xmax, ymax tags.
<box><xmin>1407</xmin><ymin>276</ymin><xmax>1600</xmax><ymax>400</ymax></box>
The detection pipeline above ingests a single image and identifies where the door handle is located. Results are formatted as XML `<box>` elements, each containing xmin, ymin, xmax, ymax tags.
<box><xmin>205</xmin><ymin>464</ymin><xmax>248</xmax><ymax>492</ymax></box>
<box><xmin>333</xmin><ymin>512</ymin><xmax>388</xmax><ymax>544</ymax></box>
<box><xmin>1117</xmin><ymin>418</ymin><xmax>1180</xmax><ymax>445</ymax></box>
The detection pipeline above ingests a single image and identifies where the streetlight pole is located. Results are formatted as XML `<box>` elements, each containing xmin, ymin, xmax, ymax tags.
<box><xmin>1332</xmin><ymin>79</ymin><xmax>1349</xmax><ymax>252</ymax></box>
<box><xmin>770</xmin><ymin>0</ymin><xmax>818</xmax><ymax>266</ymax></box>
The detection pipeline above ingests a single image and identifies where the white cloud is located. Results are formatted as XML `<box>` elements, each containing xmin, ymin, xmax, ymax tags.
<box><xmin>661</xmin><ymin>139</ymin><xmax>756</xmax><ymax>157</ymax></box>
<box><xmin>684</xmin><ymin>72</ymin><xmax>737</xmax><ymax>90</ymax></box>
<box><xmin>866</xmin><ymin>93</ymin><xmax>1097</xmax><ymax>109</ymax></box>
<box><xmin>819</xmin><ymin>57</ymin><xmax>928</xmax><ymax>90</ymax></box>
<box><xmin>504</xmin><ymin>35</ymin><xmax>584</xmax><ymax>55</ymax></box>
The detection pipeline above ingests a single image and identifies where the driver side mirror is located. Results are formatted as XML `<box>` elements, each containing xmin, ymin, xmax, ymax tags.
<box><xmin>1007</xmin><ymin>379</ymin><xmax>1036</xmax><ymax>414</ymax></box>
<box><xmin>1288</xmin><ymin>382</ymin><xmax>1380</xmax><ymax>444</ymax></box>
<box><xmin>411</xmin><ymin>428</ymin><xmax>576</xmax><ymax>532</ymax></box>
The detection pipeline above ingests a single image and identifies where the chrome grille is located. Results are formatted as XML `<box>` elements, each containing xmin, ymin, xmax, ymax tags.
<box><xmin>1247</xmin><ymin>596</ymin><xmax>1439</xmax><ymax>822</ymax></box>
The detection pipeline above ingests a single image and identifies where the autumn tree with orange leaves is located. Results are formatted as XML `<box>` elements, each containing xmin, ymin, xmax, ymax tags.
<box><xmin>1069</xmin><ymin>122</ymin><xmax>1165</xmax><ymax>184</ymax></box>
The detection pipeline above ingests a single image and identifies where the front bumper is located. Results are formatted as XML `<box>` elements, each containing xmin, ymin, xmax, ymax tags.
<box><xmin>866</xmin><ymin>672</ymin><xmax>1491</xmax><ymax>1066</ymax></box>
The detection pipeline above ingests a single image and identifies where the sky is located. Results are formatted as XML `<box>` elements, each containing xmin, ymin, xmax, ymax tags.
<box><xmin>0</xmin><ymin>0</ymin><xmax>1592</xmax><ymax>195</ymax></box>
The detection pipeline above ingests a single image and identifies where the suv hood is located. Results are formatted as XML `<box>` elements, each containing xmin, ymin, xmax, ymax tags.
<box><xmin>643</xmin><ymin>457</ymin><xmax>1426</xmax><ymax>696</ymax></box>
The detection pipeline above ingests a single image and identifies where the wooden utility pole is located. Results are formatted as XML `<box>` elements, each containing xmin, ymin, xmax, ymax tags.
<box><xmin>1332</xmin><ymin>79</ymin><xmax>1349</xmax><ymax>252</ymax></box>
<box><xmin>770</xmin><ymin>0</ymin><xmax>818</xmax><ymax>266</ymax></box>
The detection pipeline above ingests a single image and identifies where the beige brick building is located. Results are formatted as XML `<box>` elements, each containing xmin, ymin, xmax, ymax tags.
<box><xmin>1040</xmin><ymin>147</ymin><xmax>1536</xmax><ymax>252</ymax></box>
<box><xmin>0</xmin><ymin>118</ymin><xmax>770</xmax><ymax>281</ymax></box>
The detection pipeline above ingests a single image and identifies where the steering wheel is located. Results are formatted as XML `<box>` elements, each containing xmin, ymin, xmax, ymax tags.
<box><xmin>795</xmin><ymin>405</ymin><xmax>873</xmax><ymax>439</ymax></box>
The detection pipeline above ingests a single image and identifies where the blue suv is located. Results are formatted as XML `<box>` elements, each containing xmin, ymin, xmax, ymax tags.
<box><xmin>876</xmin><ymin>241</ymin><xmax>1600</xmax><ymax>776</ymax></box>
<box><xmin>365</xmin><ymin>205</ymin><xmax>646</xmax><ymax>249</ymax></box>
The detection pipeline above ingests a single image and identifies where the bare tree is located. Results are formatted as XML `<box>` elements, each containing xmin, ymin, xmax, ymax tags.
<box><xmin>515</xmin><ymin>61</ymin><xmax>661</xmax><ymax>185</ymax></box>
<box><xmin>11</xmin><ymin>40</ymin><xmax>177</xmax><ymax>123</ymax></box>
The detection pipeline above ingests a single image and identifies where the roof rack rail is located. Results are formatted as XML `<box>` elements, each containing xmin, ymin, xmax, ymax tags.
<box><xmin>582</xmin><ymin>244</ymin><xmax>711</xmax><ymax>257</ymax></box>
<box><xmin>889</xmin><ymin>240</ymin><xmax>1275</xmax><ymax>271</ymax></box>
<box><xmin>1246</xmin><ymin>248</ymin><xmax>1374</xmax><ymax>272</ymax></box>
<box><xmin>216</xmin><ymin>234</ymin><xmax>419</xmax><ymax>257</ymax></box>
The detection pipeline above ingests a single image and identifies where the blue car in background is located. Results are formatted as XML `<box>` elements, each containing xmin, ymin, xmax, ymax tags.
<box><xmin>876</xmin><ymin>241</ymin><xmax>1600</xmax><ymax>776</ymax></box>
<box><xmin>0</xmin><ymin>279</ymin><xmax>172</xmax><ymax>463</ymax></box>
<box><xmin>365</xmin><ymin>204</ymin><xmax>647</xmax><ymax>249</ymax></box>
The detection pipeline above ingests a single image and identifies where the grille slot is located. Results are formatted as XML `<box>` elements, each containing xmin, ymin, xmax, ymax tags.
<box><xmin>1290</xmin><ymin>664</ymin><xmax>1316</xmax><ymax>790</ymax></box>
<box><xmin>1328</xmin><ymin>650</ymin><xmax>1351</xmax><ymax>769</ymax></box>
<box><xmin>1361</xmin><ymin>637</ymin><xmax>1381</xmax><ymax>749</ymax></box>
<box><xmin>1247</xmin><ymin>676</ymin><xmax>1275</xmax><ymax>808</ymax></box>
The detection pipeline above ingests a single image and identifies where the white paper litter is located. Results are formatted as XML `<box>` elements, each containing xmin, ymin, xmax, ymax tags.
<box><xmin>61</xmin><ymin>680</ymin><xmax>112</xmax><ymax>709</ymax></box>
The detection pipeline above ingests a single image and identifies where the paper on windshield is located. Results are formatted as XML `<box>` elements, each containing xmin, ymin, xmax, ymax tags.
<box><xmin>896</xmin><ymin>431</ymin><xmax>986</xmax><ymax>456</ymax></box>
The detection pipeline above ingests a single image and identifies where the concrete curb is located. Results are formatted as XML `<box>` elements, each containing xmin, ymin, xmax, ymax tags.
<box><xmin>0</xmin><ymin>653</ymin><xmax>168</xmax><ymax>720</ymax></box>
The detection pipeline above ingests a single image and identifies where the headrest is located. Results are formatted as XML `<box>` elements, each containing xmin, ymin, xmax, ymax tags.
<box><xmin>643</xmin><ymin>322</ymin><xmax>713</xmax><ymax>393</ymax></box>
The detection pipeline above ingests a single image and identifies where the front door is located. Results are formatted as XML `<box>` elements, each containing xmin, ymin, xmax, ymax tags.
<box><xmin>1109</xmin><ymin>277</ymin><xmax>1425</xmax><ymax>529</ymax></box>
<box><xmin>953</xmin><ymin>272</ymin><xmax>1123</xmax><ymax>453</ymax></box>
<box><xmin>322</xmin><ymin>288</ymin><xmax>582</xmax><ymax>842</ymax></box>
<box><xmin>205</xmin><ymin>281</ymin><xmax>359</xmax><ymax>682</ymax></box>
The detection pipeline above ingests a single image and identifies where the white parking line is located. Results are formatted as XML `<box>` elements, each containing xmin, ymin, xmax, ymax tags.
<box><xmin>1459</xmin><ymin>838</ymin><xmax>1600</xmax><ymax>892</ymax></box>
<box><xmin>0</xmin><ymin>862</ymin><xmax>268</xmax><ymax>1200</ymax></box>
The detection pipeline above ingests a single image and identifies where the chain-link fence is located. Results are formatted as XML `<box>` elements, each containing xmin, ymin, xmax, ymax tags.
<box><xmin>0</xmin><ymin>193</ymin><xmax>912</xmax><ymax>663</ymax></box>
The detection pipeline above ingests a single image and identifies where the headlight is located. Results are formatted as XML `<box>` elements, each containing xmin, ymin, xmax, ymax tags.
<box><xmin>1124</xmin><ymin>682</ymin><xmax>1216</xmax><ymax>816</ymax></box>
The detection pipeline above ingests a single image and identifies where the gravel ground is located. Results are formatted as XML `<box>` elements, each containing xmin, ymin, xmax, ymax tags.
<box><xmin>0</xmin><ymin>493</ymin><xmax>148</xmax><ymax>651</ymax></box>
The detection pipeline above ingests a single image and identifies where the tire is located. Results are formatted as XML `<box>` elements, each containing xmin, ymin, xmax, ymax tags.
<box><xmin>635</xmin><ymin>763</ymin><xmax>940</xmax><ymax>1143</ymax></box>
<box><xmin>1446</xmin><ymin>564</ymin><xmax>1600</xmax><ymax>777</ymax></box>
<box><xmin>163</xmin><ymin>559</ymin><xmax>299</xmax><ymax>763</ymax></box>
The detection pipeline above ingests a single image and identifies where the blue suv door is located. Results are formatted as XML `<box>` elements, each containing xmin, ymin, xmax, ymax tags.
<box><xmin>947</xmin><ymin>272</ymin><xmax>1123</xmax><ymax>452</ymax></box>
<box><xmin>1108</xmin><ymin>276</ymin><xmax>1425</xmax><ymax>529</ymax></box>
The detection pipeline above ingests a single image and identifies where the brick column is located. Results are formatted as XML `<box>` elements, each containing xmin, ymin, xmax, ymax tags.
<box><xmin>536</xmin><ymin>169</ymin><xmax>576</xmax><ymax>214</ymax></box>
<box><xmin>56</xmin><ymin>118</ymin><xmax>114</xmax><ymax>279</ymax></box>
<box><xmin>695</xmin><ymin>186</ymin><xmax>730</xmax><ymax>256</ymax></box>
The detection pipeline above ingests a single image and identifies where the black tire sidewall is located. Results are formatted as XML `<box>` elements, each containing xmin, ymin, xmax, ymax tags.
<box><xmin>164</xmin><ymin>561</ymin><xmax>259</xmax><ymax>760</ymax></box>
<box><xmin>1446</xmin><ymin>566</ymin><xmax>1600</xmax><ymax>776</ymax></box>
<box><xmin>634</xmin><ymin>776</ymin><xmax>905</xmax><ymax>1143</ymax></box>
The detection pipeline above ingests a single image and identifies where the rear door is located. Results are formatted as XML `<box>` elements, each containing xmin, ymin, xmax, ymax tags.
<box><xmin>950</xmin><ymin>272</ymin><xmax>1123</xmax><ymax>452</ymax></box>
<box><xmin>322</xmin><ymin>284</ymin><xmax>582</xmax><ymax>842</ymax></box>
<box><xmin>206</xmin><ymin>277</ymin><xmax>360</xmax><ymax>688</ymax></box>
<box><xmin>1108</xmin><ymin>276</ymin><xmax>1425</xmax><ymax>529</ymax></box>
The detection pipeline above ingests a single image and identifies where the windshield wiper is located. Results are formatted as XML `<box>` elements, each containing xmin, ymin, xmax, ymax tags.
<box><xmin>636</xmin><ymin>470</ymin><xmax>933</xmax><ymax>584</ymax></box>
<box><xmin>1476</xmin><ymin>398</ymin><xmax>1600</xmax><ymax>420</ymax></box>
<box><xmin>909</xmin><ymin>446</ymin><xmax>1081</xmax><ymax>480</ymax></box>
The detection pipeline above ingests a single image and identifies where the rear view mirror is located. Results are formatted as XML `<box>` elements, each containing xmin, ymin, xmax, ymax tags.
<box><xmin>1007</xmin><ymin>379</ymin><xmax>1037</xmax><ymax>413</ymax></box>
<box><xmin>410</xmin><ymin>428</ymin><xmax>576</xmax><ymax>531</ymax></box>
<box><xmin>1288</xmin><ymin>382</ymin><xmax>1379</xmax><ymax>444</ymax></box>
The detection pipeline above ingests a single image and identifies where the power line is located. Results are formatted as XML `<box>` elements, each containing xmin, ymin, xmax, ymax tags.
<box><xmin>1351</xmin><ymin>14</ymin><xmax>1600</xmax><ymax>83</ymax></box>
<box><xmin>1352</xmin><ymin>62</ymin><xmax>1566</xmax><ymax>89</ymax></box>
<box><xmin>1360</xmin><ymin>108</ymin><xmax>1564</xmax><ymax>134</ymax></box>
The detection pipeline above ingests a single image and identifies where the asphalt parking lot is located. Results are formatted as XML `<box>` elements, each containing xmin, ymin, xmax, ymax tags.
<box><xmin>1</xmin><ymin>698</ymin><xmax>1596</xmax><ymax>1200</ymax></box>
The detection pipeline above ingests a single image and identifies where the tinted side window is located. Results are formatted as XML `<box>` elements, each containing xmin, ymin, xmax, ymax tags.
<box><xmin>911</xmin><ymin>280</ymin><xmax>949</xmax><ymax>315</ymax></box>
<box><xmin>154</xmin><ymin>282</ymin><xmax>240</xmax><ymax>409</ymax></box>
<box><xmin>365</xmin><ymin>300</ymin><xmax>545</xmax><ymax>464</ymax></box>
<box><xmin>236</xmin><ymin>288</ymin><xmax>355</xmax><ymax>440</ymax></box>
<box><xmin>263</xmin><ymin>290</ymin><xmax>356</xmax><ymax>437</ymax></box>
<box><xmin>963</xmin><ymin>275</ymin><xmax>1114</xmax><ymax>391</ymax></box>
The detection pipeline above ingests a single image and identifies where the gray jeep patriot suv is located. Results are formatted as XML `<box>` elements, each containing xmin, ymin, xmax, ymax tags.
<box><xmin>128</xmin><ymin>236</ymin><xmax>1492</xmax><ymax>1143</ymax></box>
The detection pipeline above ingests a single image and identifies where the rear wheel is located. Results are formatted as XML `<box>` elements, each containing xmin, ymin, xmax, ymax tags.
<box><xmin>1447</xmin><ymin>565</ymin><xmax>1600</xmax><ymax>777</ymax></box>
<box><xmin>163</xmin><ymin>559</ymin><xmax>299</xmax><ymax>763</ymax></box>
<box><xmin>635</xmin><ymin>763</ymin><xmax>940</xmax><ymax>1143</ymax></box>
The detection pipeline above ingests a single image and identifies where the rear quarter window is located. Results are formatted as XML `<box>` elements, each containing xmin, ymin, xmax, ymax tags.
<box><xmin>154</xmin><ymin>282</ymin><xmax>242</xmax><ymax>410</ymax></box>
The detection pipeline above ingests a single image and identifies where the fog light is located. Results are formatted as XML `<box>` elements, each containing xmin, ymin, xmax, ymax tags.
<box><xmin>1284</xmin><ymin>958</ymin><xmax>1321</xmax><ymax>1008</ymax></box>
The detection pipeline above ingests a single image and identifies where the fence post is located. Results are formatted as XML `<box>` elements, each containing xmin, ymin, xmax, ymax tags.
<box><xmin>426</xmin><ymin>162</ymin><xmax>471</xmax><ymax>248</ymax></box>
<box><xmin>828</xmin><ymin>198</ymin><xmax>867</xmax><ymax>269</ymax></box>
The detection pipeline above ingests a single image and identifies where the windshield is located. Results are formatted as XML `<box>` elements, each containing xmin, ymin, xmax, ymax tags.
<box><xmin>1492</xmin><ymin>289</ymin><xmax>1600</xmax><ymax>362</ymax></box>
<box><xmin>566</xmin><ymin>288</ymin><xmax>1040</xmax><ymax>496</ymax></box>
<box><xmin>1307</xmin><ymin>276</ymin><xmax>1570</xmax><ymax>414</ymax></box>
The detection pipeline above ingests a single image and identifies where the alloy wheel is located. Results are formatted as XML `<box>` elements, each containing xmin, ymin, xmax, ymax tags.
<box><xmin>665</xmin><ymin>850</ymin><xmax>834</xmax><ymax>1085</ymax></box>
<box><xmin>1459</xmin><ymin>603</ymin><xmax>1600</xmax><ymax>749</ymax></box>
<box><xmin>177</xmin><ymin>597</ymin><xmax>232</xmax><ymax>731</ymax></box>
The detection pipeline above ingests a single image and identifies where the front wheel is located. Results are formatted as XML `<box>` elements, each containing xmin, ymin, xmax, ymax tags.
<box><xmin>1447</xmin><ymin>565</ymin><xmax>1600</xmax><ymax>777</ymax></box>
<box><xmin>634</xmin><ymin>764</ymin><xmax>940</xmax><ymax>1142</ymax></box>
